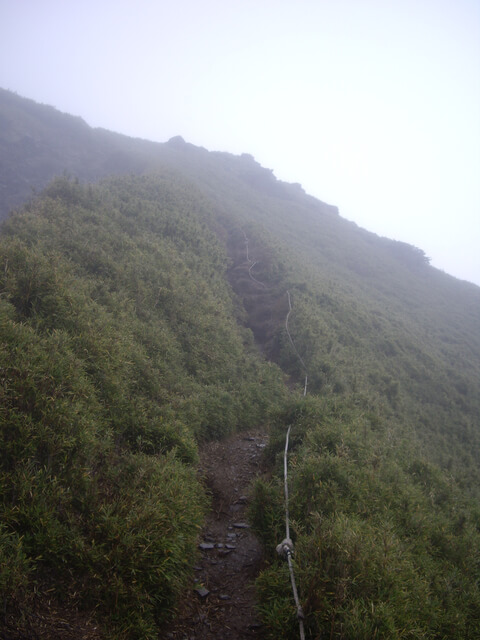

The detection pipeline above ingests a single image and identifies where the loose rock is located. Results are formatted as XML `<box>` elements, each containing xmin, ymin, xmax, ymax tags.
<box><xmin>165</xmin><ymin>430</ymin><xmax>266</xmax><ymax>638</ymax></box>
<box><xmin>195</xmin><ymin>587</ymin><xmax>210</xmax><ymax>599</ymax></box>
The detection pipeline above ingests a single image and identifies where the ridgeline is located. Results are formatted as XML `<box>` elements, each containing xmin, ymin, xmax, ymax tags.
<box><xmin>1</xmin><ymin>89</ymin><xmax>479</xmax><ymax>639</ymax></box>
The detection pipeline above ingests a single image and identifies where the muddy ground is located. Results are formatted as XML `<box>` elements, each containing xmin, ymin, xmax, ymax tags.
<box><xmin>165</xmin><ymin>430</ymin><xmax>269</xmax><ymax>639</ymax></box>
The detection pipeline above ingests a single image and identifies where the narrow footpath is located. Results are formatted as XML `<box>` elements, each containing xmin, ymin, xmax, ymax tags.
<box><xmin>165</xmin><ymin>430</ymin><xmax>268</xmax><ymax>639</ymax></box>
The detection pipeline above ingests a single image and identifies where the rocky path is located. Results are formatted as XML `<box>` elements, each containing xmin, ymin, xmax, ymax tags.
<box><xmin>165</xmin><ymin>430</ymin><xmax>268</xmax><ymax>639</ymax></box>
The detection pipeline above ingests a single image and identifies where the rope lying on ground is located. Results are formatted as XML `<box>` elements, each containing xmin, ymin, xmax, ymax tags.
<box><xmin>281</xmin><ymin>290</ymin><xmax>307</xmax><ymax>640</ymax></box>
<box><xmin>248</xmin><ymin>261</ymin><xmax>267</xmax><ymax>289</ymax></box>
<box><xmin>242</xmin><ymin>231</ymin><xmax>306</xmax><ymax>640</ymax></box>
<box><xmin>276</xmin><ymin>425</ymin><xmax>305</xmax><ymax>639</ymax></box>
<box><xmin>243</xmin><ymin>231</ymin><xmax>267</xmax><ymax>289</ymax></box>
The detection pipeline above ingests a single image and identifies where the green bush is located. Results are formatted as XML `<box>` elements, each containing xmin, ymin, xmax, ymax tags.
<box><xmin>0</xmin><ymin>524</ymin><xmax>31</xmax><ymax>611</ymax></box>
<box><xmin>252</xmin><ymin>396</ymin><xmax>480</xmax><ymax>639</ymax></box>
<box><xmin>0</xmin><ymin>176</ymin><xmax>286</xmax><ymax>637</ymax></box>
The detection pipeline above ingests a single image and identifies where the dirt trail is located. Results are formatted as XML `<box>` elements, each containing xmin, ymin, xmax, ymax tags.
<box><xmin>226</xmin><ymin>230</ymin><xmax>288</xmax><ymax>361</ymax></box>
<box><xmin>165</xmin><ymin>430</ymin><xmax>268</xmax><ymax>639</ymax></box>
<box><xmin>166</xmin><ymin>231</ymin><xmax>290</xmax><ymax>638</ymax></box>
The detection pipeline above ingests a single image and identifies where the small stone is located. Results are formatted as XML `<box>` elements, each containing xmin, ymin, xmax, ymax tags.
<box><xmin>216</xmin><ymin>543</ymin><xmax>224</xmax><ymax>548</ymax></box>
<box><xmin>243</xmin><ymin>437</ymin><xmax>255</xmax><ymax>441</ymax></box>
<box><xmin>233</xmin><ymin>522</ymin><xmax>249</xmax><ymax>529</ymax></box>
<box><xmin>238</xmin><ymin>495</ymin><xmax>248</xmax><ymax>503</ymax></box>
<box><xmin>195</xmin><ymin>586</ymin><xmax>210</xmax><ymax>598</ymax></box>
<box><xmin>219</xmin><ymin>594</ymin><xmax>231</xmax><ymax>600</ymax></box>
<box><xmin>199</xmin><ymin>543</ymin><xmax>215</xmax><ymax>550</ymax></box>
<box><xmin>225</xmin><ymin>544</ymin><xmax>236</xmax><ymax>550</ymax></box>
<box><xmin>226</xmin><ymin>533</ymin><xmax>237</xmax><ymax>539</ymax></box>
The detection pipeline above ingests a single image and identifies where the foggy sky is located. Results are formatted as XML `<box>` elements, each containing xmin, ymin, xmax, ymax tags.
<box><xmin>1</xmin><ymin>0</ymin><xmax>479</xmax><ymax>285</ymax></box>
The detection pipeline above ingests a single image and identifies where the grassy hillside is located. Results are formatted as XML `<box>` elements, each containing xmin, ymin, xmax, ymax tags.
<box><xmin>202</xmin><ymin>166</ymin><xmax>480</xmax><ymax>637</ymax></box>
<box><xmin>0</xmin><ymin>88</ymin><xmax>168</xmax><ymax>220</ymax></box>
<box><xmin>0</xmin><ymin>176</ymin><xmax>286</xmax><ymax>637</ymax></box>
<box><xmin>155</xmin><ymin>138</ymin><xmax>480</xmax><ymax>488</ymax></box>
<box><xmin>1</xmin><ymin>91</ymin><xmax>479</xmax><ymax>638</ymax></box>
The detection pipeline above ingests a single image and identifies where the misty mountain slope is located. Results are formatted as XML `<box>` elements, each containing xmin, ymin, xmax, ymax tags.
<box><xmin>0</xmin><ymin>88</ymin><xmax>171</xmax><ymax>220</ymax></box>
<box><xmin>161</xmin><ymin>140</ymin><xmax>480</xmax><ymax>487</ymax></box>
<box><xmin>0</xmin><ymin>175</ymin><xmax>287</xmax><ymax>638</ymax></box>
<box><xmin>1</xmin><ymin>91</ymin><xmax>479</xmax><ymax>638</ymax></box>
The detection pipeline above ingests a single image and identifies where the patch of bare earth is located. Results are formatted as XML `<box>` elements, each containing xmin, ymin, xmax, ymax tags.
<box><xmin>0</xmin><ymin>599</ymin><xmax>102</xmax><ymax>640</ymax></box>
<box><xmin>165</xmin><ymin>430</ymin><xmax>268</xmax><ymax>639</ymax></box>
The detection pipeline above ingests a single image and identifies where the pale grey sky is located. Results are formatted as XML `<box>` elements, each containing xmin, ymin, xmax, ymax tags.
<box><xmin>1</xmin><ymin>0</ymin><xmax>479</xmax><ymax>285</ymax></box>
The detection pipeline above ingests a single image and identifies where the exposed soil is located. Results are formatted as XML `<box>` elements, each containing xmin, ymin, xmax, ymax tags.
<box><xmin>2</xmin><ymin>232</ymin><xmax>285</xmax><ymax>640</ymax></box>
<box><xmin>165</xmin><ymin>233</ymin><xmax>291</xmax><ymax>639</ymax></box>
<box><xmin>165</xmin><ymin>429</ymin><xmax>269</xmax><ymax>639</ymax></box>
<box><xmin>0</xmin><ymin>599</ymin><xmax>102</xmax><ymax>640</ymax></box>
<box><xmin>226</xmin><ymin>230</ymin><xmax>289</xmax><ymax>361</ymax></box>
<box><xmin>3</xmin><ymin>432</ymin><xmax>270</xmax><ymax>640</ymax></box>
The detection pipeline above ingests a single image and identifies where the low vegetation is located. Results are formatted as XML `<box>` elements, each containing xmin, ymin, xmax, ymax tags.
<box><xmin>0</xmin><ymin>176</ymin><xmax>286</xmax><ymax>638</ymax></box>
<box><xmin>251</xmin><ymin>396</ymin><xmax>480</xmax><ymax>639</ymax></box>
<box><xmin>1</xmin><ymin>91</ymin><xmax>479</xmax><ymax>638</ymax></box>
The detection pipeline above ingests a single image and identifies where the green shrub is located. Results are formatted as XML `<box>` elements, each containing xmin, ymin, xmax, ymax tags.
<box><xmin>0</xmin><ymin>177</ymin><xmax>286</xmax><ymax>636</ymax></box>
<box><xmin>0</xmin><ymin>525</ymin><xmax>31</xmax><ymax>611</ymax></box>
<box><xmin>252</xmin><ymin>397</ymin><xmax>480</xmax><ymax>639</ymax></box>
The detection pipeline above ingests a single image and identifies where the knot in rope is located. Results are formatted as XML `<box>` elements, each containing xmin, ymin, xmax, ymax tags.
<box><xmin>276</xmin><ymin>537</ymin><xmax>294</xmax><ymax>559</ymax></box>
<box><xmin>242</xmin><ymin>230</ymin><xmax>306</xmax><ymax>639</ymax></box>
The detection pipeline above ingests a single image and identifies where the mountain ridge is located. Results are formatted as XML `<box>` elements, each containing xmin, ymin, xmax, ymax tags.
<box><xmin>1</xmin><ymin>88</ymin><xmax>479</xmax><ymax>639</ymax></box>
<box><xmin>1</xmin><ymin>88</ymin><xmax>340</xmax><ymax>225</ymax></box>
<box><xmin>3</xmin><ymin>87</ymin><xmax>477</xmax><ymax>290</ymax></box>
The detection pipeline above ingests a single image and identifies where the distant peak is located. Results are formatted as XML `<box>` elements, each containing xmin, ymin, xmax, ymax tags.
<box><xmin>166</xmin><ymin>135</ymin><xmax>186</xmax><ymax>147</ymax></box>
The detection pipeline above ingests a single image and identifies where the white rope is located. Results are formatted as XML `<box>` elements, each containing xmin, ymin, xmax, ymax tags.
<box><xmin>243</xmin><ymin>230</ymin><xmax>306</xmax><ymax>639</ymax></box>
<box><xmin>282</xmin><ymin>291</ymin><xmax>309</xmax><ymax>637</ymax></box>
<box><xmin>277</xmin><ymin>425</ymin><xmax>305</xmax><ymax>639</ymax></box>
<box><xmin>243</xmin><ymin>231</ymin><xmax>266</xmax><ymax>289</ymax></box>
<box><xmin>287</xmin><ymin>550</ymin><xmax>306</xmax><ymax>639</ymax></box>
<box><xmin>248</xmin><ymin>261</ymin><xmax>267</xmax><ymax>289</ymax></box>
<box><xmin>284</xmin><ymin>425</ymin><xmax>292</xmax><ymax>543</ymax></box>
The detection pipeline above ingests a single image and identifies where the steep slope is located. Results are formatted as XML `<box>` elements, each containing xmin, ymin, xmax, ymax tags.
<box><xmin>1</xmin><ymin>92</ymin><xmax>479</xmax><ymax>638</ymax></box>
<box><xmin>163</xmin><ymin>139</ymin><xmax>480</xmax><ymax>488</ymax></box>
<box><xmin>153</xmin><ymin>139</ymin><xmax>480</xmax><ymax>638</ymax></box>
<box><xmin>0</xmin><ymin>88</ymin><xmax>168</xmax><ymax>220</ymax></box>
<box><xmin>0</xmin><ymin>176</ymin><xmax>287</xmax><ymax>638</ymax></box>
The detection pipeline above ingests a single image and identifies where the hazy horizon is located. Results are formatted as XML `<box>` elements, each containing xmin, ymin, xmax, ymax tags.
<box><xmin>1</xmin><ymin>0</ymin><xmax>479</xmax><ymax>285</ymax></box>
